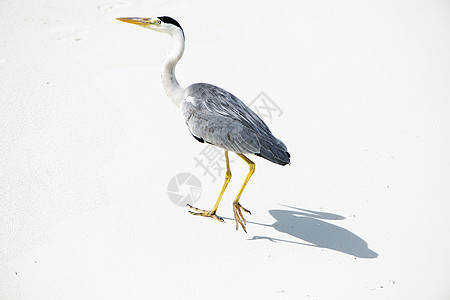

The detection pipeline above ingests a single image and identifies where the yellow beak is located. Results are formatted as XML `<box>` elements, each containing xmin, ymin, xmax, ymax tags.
<box><xmin>116</xmin><ymin>17</ymin><xmax>159</xmax><ymax>26</ymax></box>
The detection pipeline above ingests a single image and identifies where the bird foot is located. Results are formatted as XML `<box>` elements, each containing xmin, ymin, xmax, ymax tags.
<box><xmin>233</xmin><ymin>202</ymin><xmax>251</xmax><ymax>232</ymax></box>
<box><xmin>187</xmin><ymin>204</ymin><xmax>224</xmax><ymax>222</ymax></box>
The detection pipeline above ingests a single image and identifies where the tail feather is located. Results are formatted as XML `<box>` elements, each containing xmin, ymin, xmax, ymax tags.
<box><xmin>255</xmin><ymin>136</ymin><xmax>290</xmax><ymax>166</ymax></box>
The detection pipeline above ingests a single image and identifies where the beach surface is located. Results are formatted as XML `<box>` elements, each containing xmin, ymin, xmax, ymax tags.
<box><xmin>1</xmin><ymin>0</ymin><xmax>450</xmax><ymax>299</ymax></box>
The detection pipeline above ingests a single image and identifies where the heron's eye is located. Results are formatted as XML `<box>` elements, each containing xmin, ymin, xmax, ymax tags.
<box><xmin>154</xmin><ymin>19</ymin><xmax>161</xmax><ymax>25</ymax></box>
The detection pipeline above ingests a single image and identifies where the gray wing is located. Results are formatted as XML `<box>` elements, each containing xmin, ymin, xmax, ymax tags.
<box><xmin>180</xmin><ymin>83</ymin><xmax>290</xmax><ymax>165</ymax></box>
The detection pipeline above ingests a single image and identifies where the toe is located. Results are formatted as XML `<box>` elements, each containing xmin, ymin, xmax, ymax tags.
<box><xmin>233</xmin><ymin>205</ymin><xmax>248</xmax><ymax>232</ymax></box>
<box><xmin>211</xmin><ymin>214</ymin><xmax>225</xmax><ymax>222</ymax></box>
<box><xmin>187</xmin><ymin>204</ymin><xmax>205</xmax><ymax>213</ymax></box>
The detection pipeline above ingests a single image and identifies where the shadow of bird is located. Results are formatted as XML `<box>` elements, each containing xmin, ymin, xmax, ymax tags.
<box><xmin>243</xmin><ymin>205</ymin><xmax>378</xmax><ymax>259</ymax></box>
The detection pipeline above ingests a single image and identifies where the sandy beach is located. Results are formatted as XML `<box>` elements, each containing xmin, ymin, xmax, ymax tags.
<box><xmin>1</xmin><ymin>0</ymin><xmax>450</xmax><ymax>299</ymax></box>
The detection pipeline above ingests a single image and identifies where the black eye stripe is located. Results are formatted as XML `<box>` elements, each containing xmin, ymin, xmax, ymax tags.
<box><xmin>158</xmin><ymin>16</ymin><xmax>183</xmax><ymax>32</ymax></box>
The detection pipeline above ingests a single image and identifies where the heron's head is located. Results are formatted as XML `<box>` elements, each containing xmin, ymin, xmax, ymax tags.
<box><xmin>116</xmin><ymin>16</ymin><xmax>184</xmax><ymax>38</ymax></box>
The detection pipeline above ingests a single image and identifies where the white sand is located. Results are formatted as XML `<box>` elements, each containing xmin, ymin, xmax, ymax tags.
<box><xmin>1</xmin><ymin>0</ymin><xmax>450</xmax><ymax>299</ymax></box>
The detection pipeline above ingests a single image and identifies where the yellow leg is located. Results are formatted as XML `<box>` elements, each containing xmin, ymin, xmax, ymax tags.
<box><xmin>187</xmin><ymin>151</ymin><xmax>231</xmax><ymax>222</ymax></box>
<box><xmin>233</xmin><ymin>153</ymin><xmax>255</xmax><ymax>232</ymax></box>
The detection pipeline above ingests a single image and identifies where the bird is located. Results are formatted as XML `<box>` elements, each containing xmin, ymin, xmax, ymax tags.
<box><xmin>117</xmin><ymin>16</ymin><xmax>290</xmax><ymax>232</ymax></box>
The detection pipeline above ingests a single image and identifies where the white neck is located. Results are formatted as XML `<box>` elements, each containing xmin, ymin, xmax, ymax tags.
<box><xmin>161</xmin><ymin>30</ymin><xmax>185</xmax><ymax>107</ymax></box>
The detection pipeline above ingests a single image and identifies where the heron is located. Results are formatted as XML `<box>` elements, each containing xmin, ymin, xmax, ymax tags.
<box><xmin>117</xmin><ymin>16</ymin><xmax>290</xmax><ymax>232</ymax></box>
